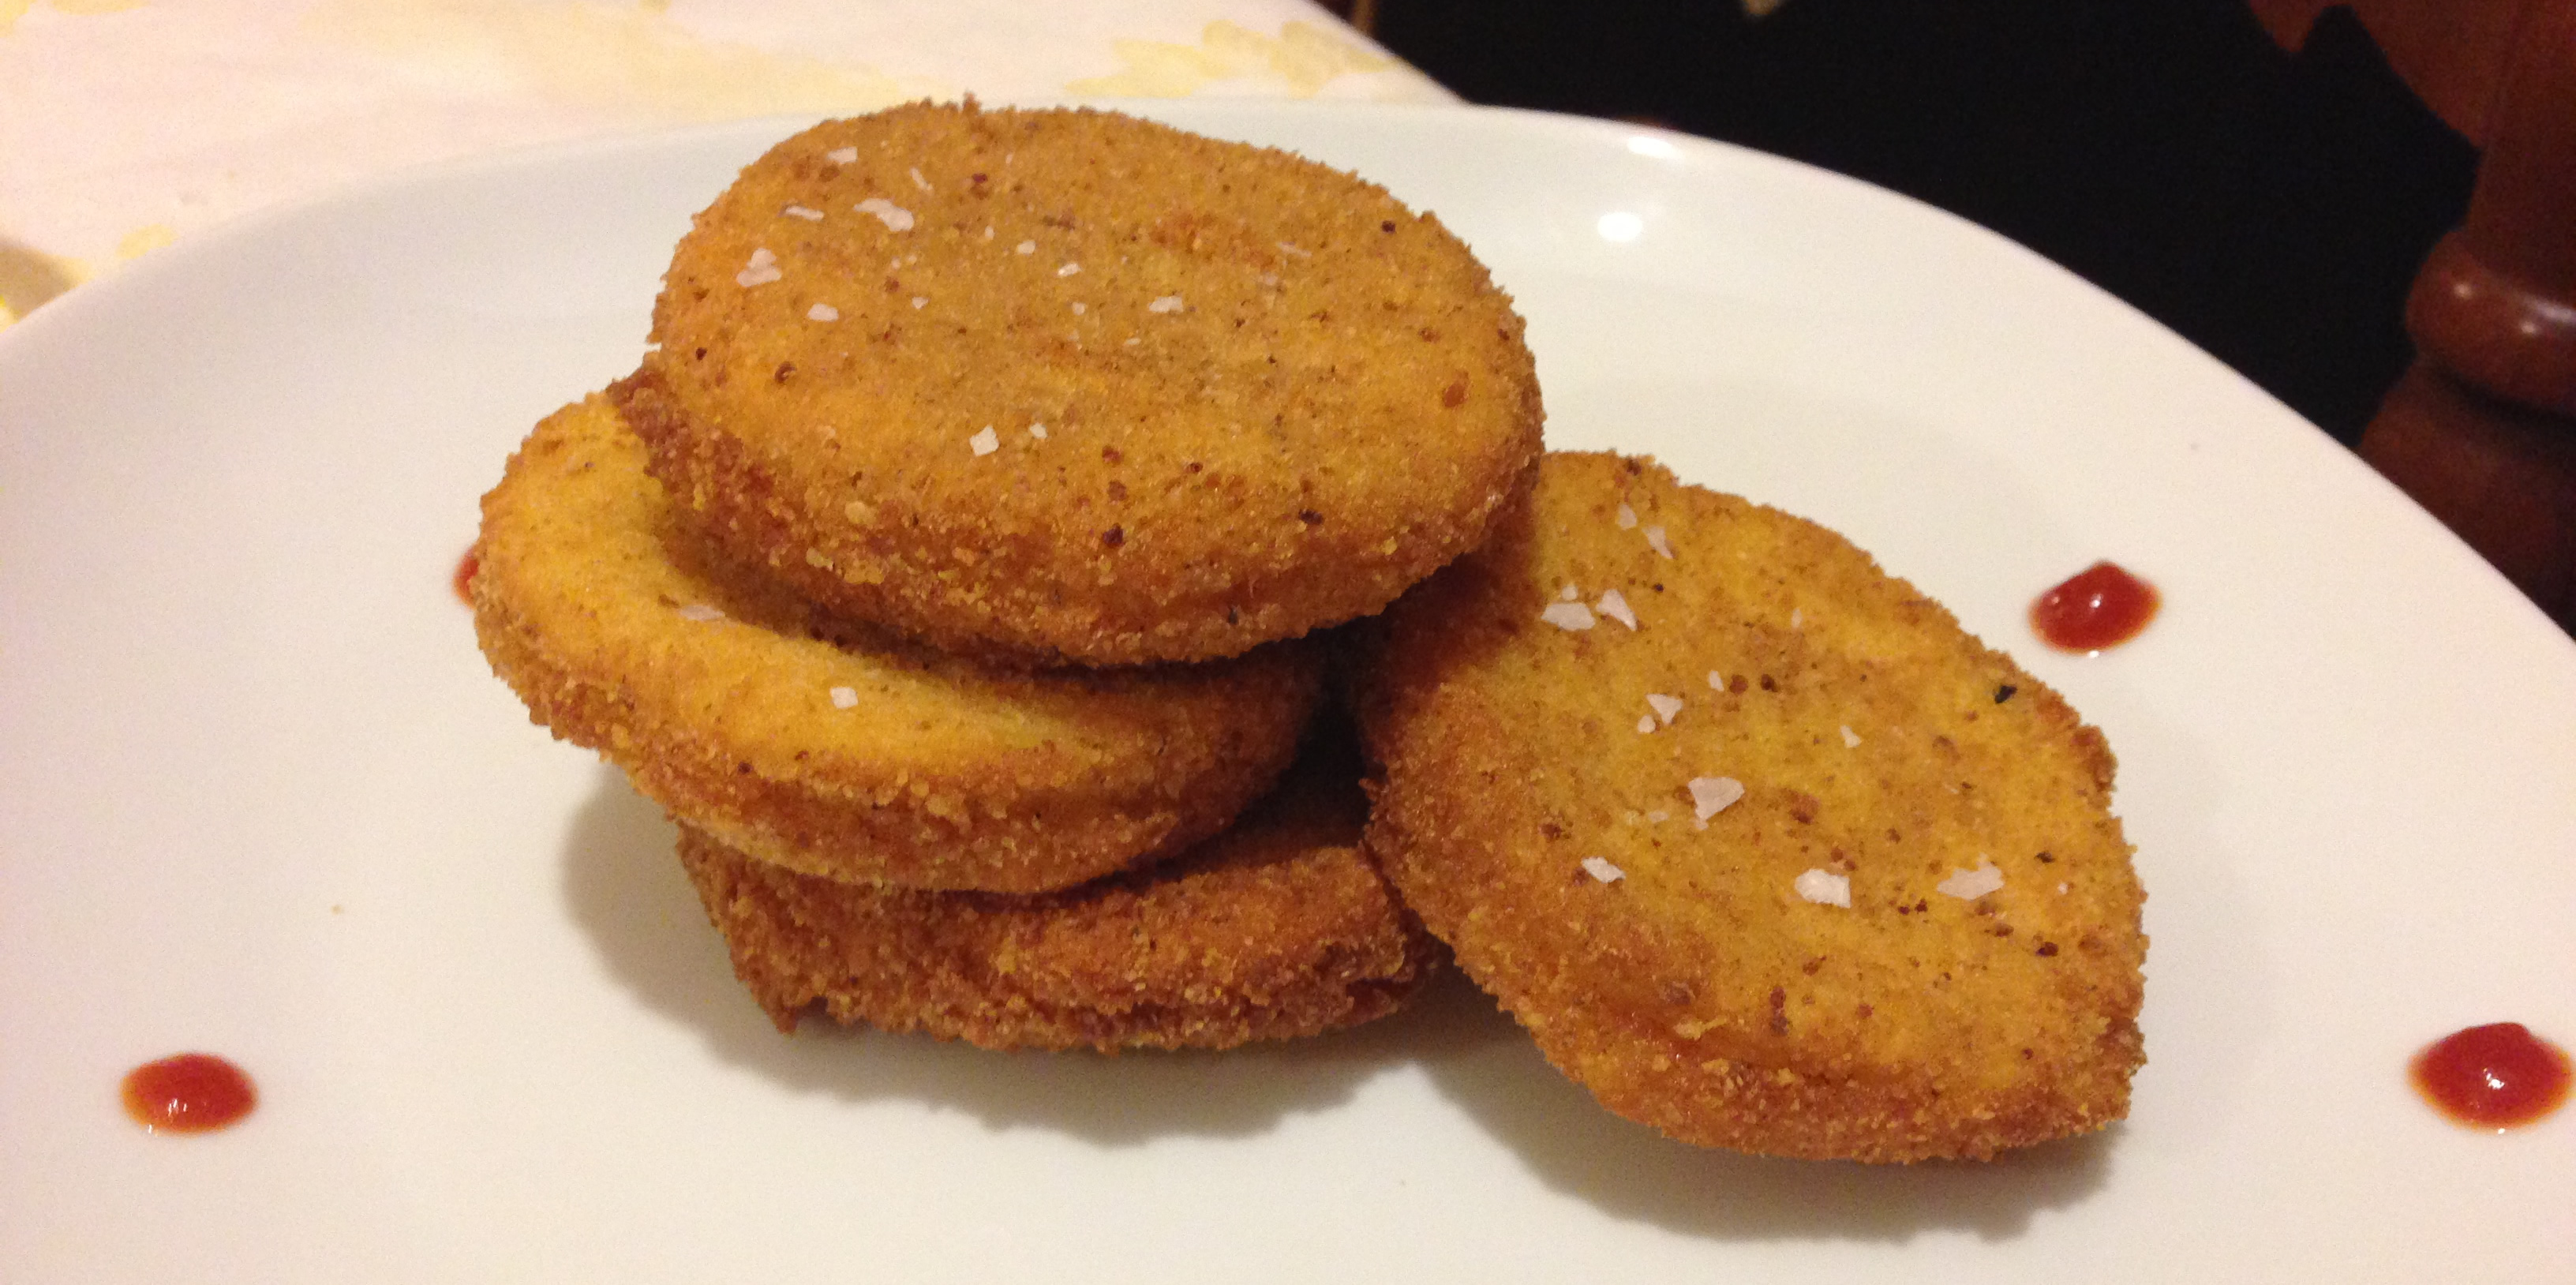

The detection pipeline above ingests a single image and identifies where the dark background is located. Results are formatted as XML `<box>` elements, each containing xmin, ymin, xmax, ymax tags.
<box><xmin>1362</xmin><ymin>0</ymin><xmax>2480</xmax><ymax>448</ymax></box>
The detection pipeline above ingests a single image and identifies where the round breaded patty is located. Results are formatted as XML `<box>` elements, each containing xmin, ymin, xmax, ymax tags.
<box><xmin>472</xmin><ymin>392</ymin><xmax>1321</xmax><ymax>894</ymax></box>
<box><xmin>622</xmin><ymin>99</ymin><xmax>1544</xmax><ymax>666</ymax></box>
<box><xmin>676</xmin><ymin>748</ymin><xmax>1438</xmax><ymax>1051</ymax></box>
<box><xmin>1353</xmin><ymin>451</ymin><xmax>2147</xmax><ymax>1162</ymax></box>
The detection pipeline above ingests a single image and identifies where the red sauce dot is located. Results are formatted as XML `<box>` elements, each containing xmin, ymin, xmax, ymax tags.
<box><xmin>452</xmin><ymin>547</ymin><xmax>480</xmax><ymax>605</ymax></box>
<box><xmin>122</xmin><ymin>1053</ymin><xmax>256</xmax><ymax>1134</ymax></box>
<box><xmin>2411</xmin><ymin>1022</ymin><xmax>2571</xmax><ymax>1130</ymax></box>
<box><xmin>2031</xmin><ymin>560</ymin><xmax>2159</xmax><ymax>652</ymax></box>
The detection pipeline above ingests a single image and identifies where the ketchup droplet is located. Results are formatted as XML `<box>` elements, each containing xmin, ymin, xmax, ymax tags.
<box><xmin>452</xmin><ymin>547</ymin><xmax>480</xmax><ymax>605</ymax></box>
<box><xmin>2411</xmin><ymin>1023</ymin><xmax>2570</xmax><ymax>1130</ymax></box>
<box><xmin>122</xmin><ymin>1053</ymin><xmax>256</xmax><ymax>1134</ymax></box>
<box><xmin>2031</xmin><ymin>561</ymin><xmax>2159</xmax><ymax>652</ymax></box>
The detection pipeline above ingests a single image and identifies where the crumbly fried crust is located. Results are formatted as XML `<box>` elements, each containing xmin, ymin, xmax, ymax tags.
<box><xmin>676</xmin><ymin>752</ymin><xmax>1439</xmax><ymax>1050</ymax></box>
<box><xmin>624</xmin><ymin>100</ymin><xmax>1544</xmax><ymax>666</ymax></box>
<box><xmin>472</xmin><ymin>393</ymin><xmax>1320</xmax><ymax>893</ymax></box>
<box><xmin>1353</xmin><ymin>451</ymin><xmax>2147</xmax><ymax>1162</ymax></box>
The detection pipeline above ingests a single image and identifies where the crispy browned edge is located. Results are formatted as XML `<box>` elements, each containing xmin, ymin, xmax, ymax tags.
<box><xmin>620</xmin><ymin>101</ymin><xmax>1544</xmax><ymax>666</ymax></box>
<box><xmin>470</xmin><ymin>394</ymin><xmax>1322</xmax><ymax>894</ymax></box>
<box><xmin>1350</xmin><ymin>451</ymin><xmax>2147</xmax><ymax>1163</ymax></box>
<box><xmin>675</xmin><ymin>751</ymin><xmax>1440</xmax><ymax>1051</ymax></box>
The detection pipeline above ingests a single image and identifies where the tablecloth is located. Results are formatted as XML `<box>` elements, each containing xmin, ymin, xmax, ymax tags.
<box><xmin>0</xmin><ymin>0</ymin><xmax>1451</xmax><ymax>329</ymax></box>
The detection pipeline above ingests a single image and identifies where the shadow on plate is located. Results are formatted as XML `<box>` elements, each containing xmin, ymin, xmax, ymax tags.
<box><xmin>565</xmin><ymin>766</ymin><xmax>2113</xmax><ymax>1239</ymax></box>
<box><xmin>558</xmin><ymin>766</ymin><xmax>1517</xmax><ymax>1148</ymax></box>
<box><xmin>1413</xmin><ymin>1017</ymin><xmax>2117</xmax><ymax>1244</ymax></box>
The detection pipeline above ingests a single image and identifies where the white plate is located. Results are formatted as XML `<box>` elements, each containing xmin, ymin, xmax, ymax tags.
<box><xmin>3</xmin><ymin>102</ymin><xmax>2570</xmax><ymax>1283</ymax></box>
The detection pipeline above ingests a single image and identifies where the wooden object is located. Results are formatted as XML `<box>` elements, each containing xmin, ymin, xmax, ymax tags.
<box><xmin>2257</xmin><ymin>0</ymin><xmax>2576</xmax><ymax>630</ymax></box>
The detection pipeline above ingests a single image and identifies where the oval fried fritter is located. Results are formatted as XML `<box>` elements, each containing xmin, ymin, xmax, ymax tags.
<box><xmin>1352</xmin><ymin>451</ymin><xmax>2147</xmax><ymax>1162</ymax></box>
<box><xmin>621</xmin><ymin>99</ymin><xmax>1544</xmax><ymax>667</ymax></box>
<box><xmin>676</xmin><ymin>749</ymin><xmax>1439</xmax><ymax>1051</ymax></box>
<box><xmin>472</xmin><ymin>392</ymin><xmax>1321</xmax><ymax>894</ymax></box>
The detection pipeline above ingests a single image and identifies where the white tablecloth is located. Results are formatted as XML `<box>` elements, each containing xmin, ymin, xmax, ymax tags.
<box><xmin>0</xmin><ymin>0</ymin><xmax>1451</xmax><ymax>328</ymax></box>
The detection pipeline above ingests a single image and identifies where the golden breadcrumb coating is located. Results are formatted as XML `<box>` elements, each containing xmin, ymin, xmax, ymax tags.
<box><xmin>676</xmin><ymin>747</ymin><xmax>1438</xmax><ymax>1050</ymax></box>
<box><xmin>623</xmin><ymin>99</ymin><xmax>1544</xmax><ymax>666</ymax></box>
<box><xmin>472</xmin><ymin>393</ymin><xmax>1320</xmax><ymax>893</ymax></box>
<box><xmin>1352</xmin><ymin>451</ymin><xmax>2147</xmax><ymax>1162</ymax></box>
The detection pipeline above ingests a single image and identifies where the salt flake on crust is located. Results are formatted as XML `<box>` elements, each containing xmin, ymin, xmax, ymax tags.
<box><xmin>736</xmin><ymin>248</ymin><xmax>781</xmax><ymax>287</ymax></box>
<box><xmin>1937</xmin><ymin>860</ymin><xmax>2005</xmax><ymax>900</ymax></box>
<box><xmin>1688</xmin><ymin>776</ymin><xmax>1745</xmax><ymax>820</ymax></box>
<box><xmin>1596</xmin><ymin>588</ymin><xmax>1637</xmax><ymax>630</ymax></box>
<box><xmin>856</xmin><ymin>198</ymin><xmax>915</xmax><ymax>232</ymax></box>
<box><xmin>1795</xmin><ymin>868</ymin><xmax>1852</xmax><ymax>907</ymax></box>
<box><xmin>1541</xmin><ymin>601</ymin><xmax>1595</xmax><ymax>631</ymax></box>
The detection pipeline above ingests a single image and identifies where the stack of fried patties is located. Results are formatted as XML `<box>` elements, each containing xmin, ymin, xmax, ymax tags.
<box><xmin>469</xmin><ymin>102</ymin><xmax>1545</xmax><ymax>1052</ymax></box>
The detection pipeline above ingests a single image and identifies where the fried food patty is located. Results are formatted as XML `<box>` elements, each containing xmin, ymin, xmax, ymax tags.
<box><xmin>1352</xmin><ymin>451</ymin><xmax>2147</xmax><ymax>1162</ymax></box>
<box><xmin>472</xmin><ymin>393</ymin><xmax>1321</xmax><ymax>894</ymax></box>
<box><xmin>676</xmin><ymin>747</ymin><xmax>1438</xmax><ymax>1050</ymax></box>
<box><xmin>620</xmin><ymin>99</ymin><xmax>1544</xmax><ymax>666</ymax></box>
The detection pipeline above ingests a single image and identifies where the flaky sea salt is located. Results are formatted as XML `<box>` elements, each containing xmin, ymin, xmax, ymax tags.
<box><xmin>1028</xmin><ymin>423</ymin><xmax>1049</xmax><ymax>440</ymax></box>
<box><xmin>783</xmin><ymin>204</ymin><xmax>824</xmax><ymax>220</ymax></box>
<box><xmin>968</xmin><ymin>426</ymin><xmax>999</xmax><ymax>456</ymax></box>
<box><xmin>1708</xmin><ymin>670</ymin><xmax>1725</xmax><ymax>691</ymax></box>
<box><xmin>1058</xmin><ymin>262</ymin><xmax>1081</xmax><ymax>277</ymax></box>
<box><xmin>909</xmin><ymin>166</ymin><xmax>931</xmax><ymax>192</ymax></box>
<box><xmin>1795</xmin><ymin>868</ymin><xmax>1852</xmax><ymax>908</ymax></box>
<box><xmin>1637</xmin><ymin>714</ymin><xmax>1657</xmax><ymax>734</ymax></box>
<box><xmin>676</xmin><ymin>604</ymin><xmax>725</xmax><ymax>622</ymax></box>
<box><xmin>1596</xmin><ymin>588</ymin><xmax>1637</xmax><ymax>630</ymax></box>
<box><xmin>912</xmin><ymin>296</ymin><xmax>928</xmax><ymax>309</ymax></box>
<box><xmin>826</xmin><ymin>146</ymin><xmax>858</xmax><ymax>164</ymax></box>
<box><xmin>1937</xmin><ymin>860</ymin><xmax>2005</xmax><ymax>900</ymax></box>
<box><xmin>1645</xmin><ymin>526</ymin><xmax>1673</xmax><ymax>560</ymax></box>
<box><xmin>1616</xmin><ymin>504</ymin><xmax>1638</xmax><ymax>530</ymax></box>
<box><xmin>1559</xmin><ymin>584</ymin><xmax>1580</xmax><ymax>601</ymax></box>
<box><xmin>1016</xmin><ymin>240</ymin><xmax>1037</xmax><ymax>255</ymax></box>
<box><xmin>1840</xmin><ymin>725</ymin><xmax>1862</xmax><ymax>747</ymax></box>
<box><xmin>1689</xmin><ymin>776</ymin><xmax>1746</xmax><ymax>820</ymax></box>
<box><xmin>1581</xmin><ymin>856</ymin><xmax>1626</xmax><ymax>883</ymax></box>
<box><xmin>1646</xmin><ymin>693</ymin><xmax>1683</xmax><ymax>725</ymax></box>
<box><xmin>855</xmin><ymin>198</ymin><xmax>915</xmax><ymax>232</ymax></box>
<box><xmin>1148</xmin><ymin>294</ymin><xmax>1185</xmax><ymax>313</ymax></box>
<box><xmin>807</xmin><ymin>303</ymin><xmax>839</xmax><ymax>322</ymax></box>
<box><xmin>1541</xmin><ymin>601</ymin><xmax>1595</xmax><ymax>631</ymax></box>
<box><xmin>735</xmin><ymin>248</ymin><xmax>781</xmax><ymax>287</ymax></box>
